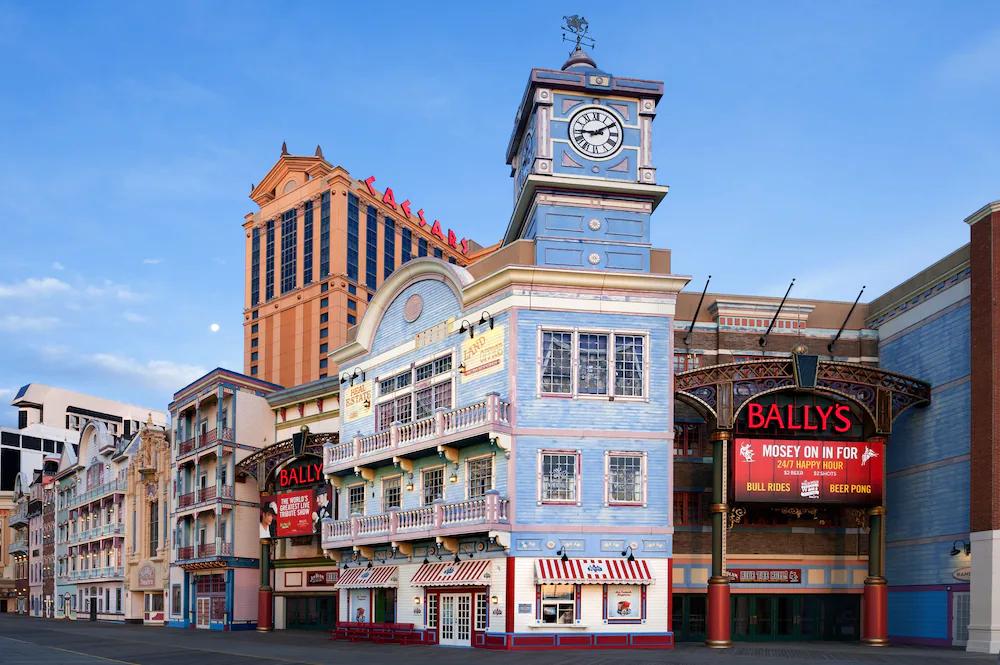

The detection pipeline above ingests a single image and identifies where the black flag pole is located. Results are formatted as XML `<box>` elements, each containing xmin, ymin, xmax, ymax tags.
<box><xmin>759</xmin><ymin>278</ymin><xmax>796</xmax><ymax>348</ymax></box>
<box><xmin>828</xmin><ymin>286</ymin><xmax>866</xmax><ymax>353</ymax></box>
<box><xmin>683</xmin><ymin>275</ymin><xmax>711</xmax><ymax>347</ymax></box>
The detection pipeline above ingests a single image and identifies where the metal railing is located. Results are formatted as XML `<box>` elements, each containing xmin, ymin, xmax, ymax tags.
<box><xmin>322</xmin><ymin>492</ymin><xmax>509</xmax><ymax>547</ymax></box>
<box><xmin>177</xmin><ymin>428</ymin><xmax>236</xmax><ymax>458</ymax></box>
<box><xmin>324</xmin><ymin>394</ymin><xmax>509</xmax><ymax>472</ymax></box>
<box><xmin>65</xmin><ymin>479</ymin><xmax>127</xmax><ymax>508</ymax></box>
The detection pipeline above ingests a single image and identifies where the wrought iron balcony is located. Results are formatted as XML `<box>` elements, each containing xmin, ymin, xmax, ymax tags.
<box><xmin>7</xmin><ymin>537</ymin><xmax>28</xmax><ymax>555</ymax></box>
<box><xmin>322</xmin><ymin>492</ymin><xmax>509</xmax><ymax>548</ymax></box>
<box><xmin>177</xmin><ymin>484</ymin><xmax>234</xmax><ymax>512</ymax></box>
<box><xmin>176</xmin><ymin>542</ymin><xmax>233</xmax><ymax>561</ymax></box>
<box><xmin>177</xmin><ymin>428</ymin><xmax>235</xmax><ymax>459</ymax></box>
<box><xmin>66</xmin><ymin>479</ymin><xmax>127</xmax><ymax>508</ymax></box>
<box><xmin>9</xmin><ymin>505</ymin><xmax>29</xmax><ymax>527</ymax></box>
<box><xmin>68</xmin><ymin>522</ymin><xmax>124</xmax><ymax>544</ymax></box>
<box><xmin>323</xmin><ymin>394</ymin><xmax>510</xmax><ymax>474</ymax></box>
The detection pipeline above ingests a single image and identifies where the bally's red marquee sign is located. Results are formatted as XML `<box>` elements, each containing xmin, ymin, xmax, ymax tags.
<box><xmin>733</xmin><ymin>438</ymin><xmax>884</xmax><ymax>505</ymax></box>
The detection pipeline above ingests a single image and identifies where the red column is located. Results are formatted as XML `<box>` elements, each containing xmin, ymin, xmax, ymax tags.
<box><xmin>505</xmin><ymin>554</ymin><xmax>515</xmax><ymax>646</ymax></box>
<box><xmin>862</xmin><ymin>506</ymin><xmax>888</xmax><ymax>645</ymax></box>
<box><xmin>706</xmin><ymin>431</ymin><xmax>732</xmax><ymax>648</ymax></box>
<box><xmin>257</xmin><ymin>539</ymin><xmax>273</xmax><ymax>632</ymax></box>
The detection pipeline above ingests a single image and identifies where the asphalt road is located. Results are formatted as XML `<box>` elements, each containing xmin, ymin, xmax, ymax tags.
<box><xmin>0</xmin><ymin>614</ymin><xmax>991</xmax><ymax>665</ymax></box>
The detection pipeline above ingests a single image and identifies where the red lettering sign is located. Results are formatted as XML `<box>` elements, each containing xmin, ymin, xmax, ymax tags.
<box><xmin>746</xmin><ymin>403</ymin><xmax>853</xmax><ymax>434</ymax></box>
<box><xmin>363</xmin><ymin>176</ymin><xmax>467</xmax><ymax>254</ymax></box>
<box><xmin>732</xmin><ymin>439</ymin><xmax>883</xmax><ymax>505</ymax></box>
<box><xmin>727</xmin><ymin>568</ymin><xmax>801</xmax><ymax>584</ymax></box>
<box><xmin>278</xmin><ymin>463</ymin><xmax>322</xmax><ymax>489</ymax></box>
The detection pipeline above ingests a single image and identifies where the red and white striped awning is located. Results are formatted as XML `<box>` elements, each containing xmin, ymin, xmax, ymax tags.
<box><xmin>334</xmin><ymin>565</ymin><xmax>398</xmax><ymax>589</ymax></box>
<box><xmin>534</xmin><ymin>558</ymin><xmax>654</xmax><ymax>585</ymax></box>
<box><xmin>411</xmin><ymin>560</ymin><xmax>493</xmax><ymax>587</ymax></box>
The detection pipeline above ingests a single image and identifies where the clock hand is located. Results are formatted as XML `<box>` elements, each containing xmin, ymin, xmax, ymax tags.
<box><xmin>585</xmin><ymin>123</ymin><xmax>617</xmax><ymax>135</ymax></box>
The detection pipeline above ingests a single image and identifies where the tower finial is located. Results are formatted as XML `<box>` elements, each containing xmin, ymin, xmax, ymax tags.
<box><xmin>561</xmin><ymin>15</ymin><xmax>595</xmax><ymax>53</ymax></box>
<box><xmin>281</xmin><ymin>141</ymin><xmax>288</xmax><ymax>156</ymax></box>
<box><xmin>315</xmin><ymin>144</ymin><xmax>324</xmax><ymax>159</ymax></box>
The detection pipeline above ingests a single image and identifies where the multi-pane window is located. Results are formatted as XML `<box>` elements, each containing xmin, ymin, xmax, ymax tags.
<box><xmin>347</xmin><ymin>194</ymin><xmax>359</xmax><ymax>281</ymax></box>
<box><xmin>540</xmin><ymin>330</ymin><xmax>646</xmax><ymax>398</ymax></box>
<box><xmin>365</xmin><ymin>206</ymin><xmax>378</xmax><ymax>289</ymax></box>
<box><xmin>418</xmin><ymin>237</ymin><xmax>428</xmax><ymax>257</ymax></box>
<box><xmin>426</xmin><ymin>593</ymin><xmax>437</xmax><ymax>628</ymax></box>
<box><xmin>468</xmin><ymin>457</ymin><xmax>493</xmax><ymax>498</ymax></box>
<box><xmin>320</xmin><ymin>192</ymin><xmax>331</xmax><ymax>279</ymax></box>
<box><xmin>475</xmin><ymin>593</ymin><xmax>488</xmax><ymax>631</ymax></box>
<box><xmin>674</xmin><ymin>492</ymin><xmax>705</xmax><ymax>526</ymax></box>
<box><xmin>384</xmin><ymin>217</ymin><xmax>395</xmax><ymax>279</ymax></box>
<box><xmin>674</xmin><ymin>422</ymin><xmax>705</xmax><ymax>456</ymax></box>
<box><xmin>265</xmin><ymin>220</ymin><xmax>275</xmax><ymax>300</ymax></box>
<box><xmin>148</xmin><ymin>501</ymin><xmax>159</xmax><ymax>551</ymax></box>
<box><xmin>578</xmin><ymin>333</ymin><xmax>608</xmax><ymax>395</ymax></box>
<box><xmin>348</xmin><ymin>485</ymin><xmax>365</xmax><ymax>515</ymax></box>
<box><xmin>674</xmin><ymin>352</ymin><xmax>701</xmax><ymax>373</ymax></box>
<box><xmin>541</xmin><ymin>332</ymin><xmax>573</xmax><ymax>394</ymax></box>
<box><xmin>401</xmin><ymin>227</ymin><xmax>412</xmax><ymax>263</ymax></box>
<box><xmin>433</xmin><ymin>247</ymin><xmax>443</xmax><ymax>259</ymax></box>
<box><xmin>540</xmin><ymin>585</ymin><xmax>576</xmax><ymax>624</ymax></box>
<box><xmin>540</xmin><ymin>452</ymin><xmax>578</xmax><ymax>503</ymax></box>
<box><xmin>303</xmin><ymin>200</ymin><xmax>313</xmax><ymax>285</ymax></box>
<box><xmin>280</xmin><ymin>208</ymin><xmax>297</xmax><ymax>294</ymax></box>
<box><xmin>382</xmin><ymin>476</ymin><xmax>401</xmax><ymax>510</ymax></box>
<box><xmin>615</xmin><ymin>335</ymin><xmax>645</xmax><ymax>397</ymax></box>
<box><xmin>422</xmin><ymin>467</ymin><xmax>444</xmax><ymax>506</ymax></box>
<box><xmin>347</xmin><ymin>299</ymin><xmax>356</xmax><ymax>310</ymax></box>
<box><xmin>375</xmin><ymin>356</ymin><xmax>452</xmax><ymax>431</ymax></box>
<box><xmin>251</xmin><ymin>227</ymin><xmax>260</xmax><ymax>306</ymax></box>
<box><xmin>607</xmin><ymin>453</ymin><xmax>644</xmax><ymax>505</ymax></box>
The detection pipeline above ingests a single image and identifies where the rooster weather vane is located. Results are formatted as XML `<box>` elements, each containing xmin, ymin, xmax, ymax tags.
<box><xmin>562</xmin><ymin>15</ymin><xmax>596</xmax><ymax>53</ymax></box>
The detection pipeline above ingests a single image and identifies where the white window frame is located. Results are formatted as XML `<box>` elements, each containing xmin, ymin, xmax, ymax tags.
<box><xmin>374</xmin><ymin>350</ymin><xmax>456</xmax><ymax>432</ymax></box>
<box><xmin>420</xmin><ymin>465</ymin><xmax>445</xmax><ymax>506</ymax></box>
<box><xmin>346</xmin><ymin>482</ymin><xmax>366</xmax><ymax>516</ymax></box>
<box><xmin>381</xmin><ymin>474</ymin><xmax>402</xmax><ymax>511</ymax></box>
<box><xmin>536</xmin><ymin>450</ymin><xmax>582</xmax><ymax>506</ymax></box>
<box><xmin>539</xmin><ymin>584</ymin><xmax>577</xmax><ymax>624</ymax></box>
<box><xmin>604</xmin><ymin>451</ymin><xmax>647</xmax><ymax>507</ymax></box>
<box><xmin>536</xmin><ymin>327</ymin><xmax>649</xmax><ymax>401</ymax></box>
<box><xmin>465</xmin><ymin>454</ymin><xmax>495</xmax><ymax>500</ymax></box>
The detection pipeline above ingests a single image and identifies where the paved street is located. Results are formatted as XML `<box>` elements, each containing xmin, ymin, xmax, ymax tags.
<box><xmin>0</xmin><ymin>615</ymin><xmax>990</xmax><ymax>665</ymax></box>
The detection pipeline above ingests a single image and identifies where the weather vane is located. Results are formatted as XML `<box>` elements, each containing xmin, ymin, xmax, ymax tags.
<box><xmin>562</xmin><ymin>15</ymin><xmax>595</xmax><ymax>53</ymax></box>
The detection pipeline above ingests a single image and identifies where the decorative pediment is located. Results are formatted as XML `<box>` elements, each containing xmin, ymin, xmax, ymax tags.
<box><xmin>249</xmin><ymin>147</ymin><xmax>333</xmax><ymax>206</ymax></box>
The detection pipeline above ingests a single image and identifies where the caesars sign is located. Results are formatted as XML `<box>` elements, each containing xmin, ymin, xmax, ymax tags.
<box><xmin>260</xmin><ymin>456</ymin><xmax>332</xmax><ymax>540</ymax></box>
<box><xmin>733</xmin><ymin>400</ymin><xmax>883</xmax><ymax>505</ymax></box>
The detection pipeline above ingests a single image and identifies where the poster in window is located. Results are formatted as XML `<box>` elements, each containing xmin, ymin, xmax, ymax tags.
<box><xmin>461</xmin><ymin>324</ymin><xmax>504</xmax><ymax>383</ymax></box>
<box><xmin>344</xmin><ymin>381</ymin><xmax>372</xmax><ymax>422</ymax></box>
<box><xmin>351</xmin><ymin>589</ymin><xmax>370</xmax><ymax>622</ymax></box>
<box><xmin>606</xmin><ymin>585</ymin><xmax>641</xmax><ymax>621</ymax></box>
<box><xmin>276</xmin><ymin>489</ymin><xmax>315</xmax><ymax>537</ymax></box>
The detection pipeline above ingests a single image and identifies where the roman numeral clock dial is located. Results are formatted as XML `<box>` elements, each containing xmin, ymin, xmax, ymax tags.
<box><xmin>568</xmin><ymin>106</ymin><xmax>624</xmax><ymax>159</ymax></box>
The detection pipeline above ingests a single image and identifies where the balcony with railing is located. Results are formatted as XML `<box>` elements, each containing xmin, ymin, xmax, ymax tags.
<box><xmin>7</xmin><ymin>536</ymin><xmax>28</xmax><ymax>555</ymax></box>
<box><xmin>176</xmin><ymin>428</ymin><xmax>235</xmax><ymax>460</ymax></box>
<box><xmin>321</xmin><ymin>491</ymin><xmax>509</xmax><ymax>548</ymax></box>
<box><xmin>68</xmin><ymin>522</ymin><xmax>124</xmax><ymax>544</ymax></box>
<box><xmin>176</xmin><ymin>542</ymin><xmax>233</xmax><ymax>561</ymax></box>
<box><xmin>66</xmin><ymin>479</ymin><xmax>127</xmax><ymax>508</ymax></box>
<box><xmin>65</xmin><ymin>567</ymin><xmax>124</xmax><ymax>582</ymax></box>
<box><xmin>324</xmin><ymin>394</ymin><xmax>511</xmax><ymax>474</ymax></box>
<box><xmin>9</xmin><ymin>505</ymin><xmax>29</xmax><ymax>527</ymax></box>
<box><xmin>176</xmin><ymin>484</ymin><xmax>235</xmax><ymax>513</ymax></box>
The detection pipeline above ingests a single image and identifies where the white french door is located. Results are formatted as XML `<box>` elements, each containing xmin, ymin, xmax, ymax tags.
<box><xmin>438</xmin><ymin>593</ymin><xmax>471</xmax><ymax>647</ymax></box>
<box><xmin>196</xmin><ymin>597</ymin><xmax>210</xmax><ymax>629</ymax></box>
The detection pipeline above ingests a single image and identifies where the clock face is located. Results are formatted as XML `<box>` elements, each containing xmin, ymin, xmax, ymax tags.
<box><xmin>568</xmin><ymin>106</ymin><xmax>624</xmax><ymax>159</ymax></box>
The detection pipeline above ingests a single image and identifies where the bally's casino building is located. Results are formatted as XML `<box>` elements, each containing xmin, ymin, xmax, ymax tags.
<box><xmin>303</xmin><ymin>42</ymin><xmax>991</xmax><ymax>651</ymax></box>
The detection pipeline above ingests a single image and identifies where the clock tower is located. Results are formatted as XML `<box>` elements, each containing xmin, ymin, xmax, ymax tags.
<box><xmin>504</xmin><ymin>43</ymin><xmax>667</xmax><ymax>272</ymax></box>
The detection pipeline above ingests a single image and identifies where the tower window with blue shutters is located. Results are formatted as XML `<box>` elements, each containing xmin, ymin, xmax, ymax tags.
<box><xmin>365</xmin><ymin>206</ymin><xmax>378</xmax><ymax>289</ymax></box>
<box><xmin>347</xmin><ymin>194</ymin><xmax>359</xmax><ymax>282</ymax></box>
<box><xmin>320</xmin><ymin>191</ymin><xmax>330</xmax><ymax>279</ymax></box>
<box><xmin>280</xmin><ymin>208</ymin><xmax>297</xmax><ymax>294</ymax></box>
<box><xmin>302</xmin><ymin>200</ymin><xmax>313</xmax><ymax>285</ymax></box>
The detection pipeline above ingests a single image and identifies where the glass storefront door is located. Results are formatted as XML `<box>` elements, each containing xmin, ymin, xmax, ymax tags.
<box><xmin>285</xmin><ymin>595</ymin><xmax>336</xmax><ymax>630</ymax></box>
<box><xmin>674</xmin><ymin>593</ymin><xmax>860</xmax><ymax>641</ymax></box>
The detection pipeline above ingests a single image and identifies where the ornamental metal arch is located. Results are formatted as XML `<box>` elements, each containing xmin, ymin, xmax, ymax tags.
<box><xmin>674</xmin><ymin>355</ymin><xmax>930</xmax><ymax>435</ymax></box>
<box><xmin>237</xmin><ymin>432</ymin><xmax>338</xmax><ymax>492</ymax></box>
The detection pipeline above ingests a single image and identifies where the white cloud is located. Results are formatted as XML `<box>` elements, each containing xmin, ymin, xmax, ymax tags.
<box><xmin>142</xmin><ymin>258</ymin><xmax>162</xmax><ymax>265</ymax></box>
<box><xmin>936</xmin><ymin>29</ymin><xmax>1000</xmax><ymax>87</ymax></box>
<box><xmin>123</xmin><ymin>312</ymin><xmax>148</xmax><ymax>324</ymax></box>
<box><xmin>51</xmin><ymin>261</ymin><xmax>65</xmax><ymax>271</ymax></box>
<box><xmin>84</xmin><ymin>280</ymin><xmax>145</xmax><ymax>302</ymax></box>
<box><xmin>0</xmin><ymin>315</ymin><xmax>60</xmax><ymax>332</ymax></box>
<box><xmin>85</xmin><ymin>353</ymin><xmax>206</xmax><ymax>392</ymax></box>
<box><xmin>0</xmin><ymin>277</ymin><xmax>70</xmax><ymax>298</ymax></box>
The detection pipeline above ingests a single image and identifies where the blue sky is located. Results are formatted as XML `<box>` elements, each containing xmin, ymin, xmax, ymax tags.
<box><xmin>0</xmin><ymin>1</ymin><xmax>997</xmax><ymax>424</ymax></box>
